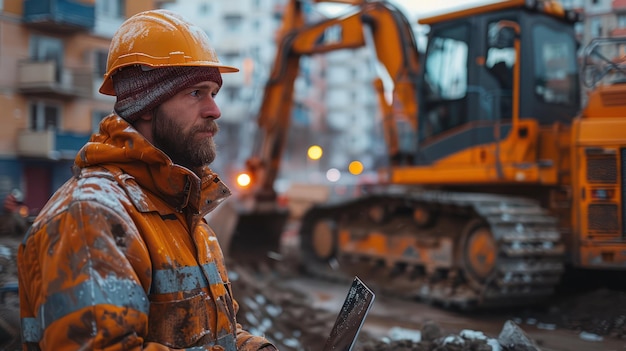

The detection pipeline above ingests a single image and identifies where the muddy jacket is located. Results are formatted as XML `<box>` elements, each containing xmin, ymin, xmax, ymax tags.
<box><xmin>18</xmin><ymin>115</ymin><xmax>275</xmax><ymax>351</ymax></box>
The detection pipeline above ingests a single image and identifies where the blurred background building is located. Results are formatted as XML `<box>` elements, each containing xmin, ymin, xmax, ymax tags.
<box><xmin>0</xmin><ymin>0</ymin><xmax>624</xmax><ymax>215</ymax></box>
<box><xmin>0</xmin><ymin>0</ymin><xmax>176</xmax><ymax>214</ymax></box>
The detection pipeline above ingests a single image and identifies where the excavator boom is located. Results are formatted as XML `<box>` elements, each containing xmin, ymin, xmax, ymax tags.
<box><xmin>209</xmin><ymin>0</ymin><xmax>420</xmax><ymax>262</ymax></box>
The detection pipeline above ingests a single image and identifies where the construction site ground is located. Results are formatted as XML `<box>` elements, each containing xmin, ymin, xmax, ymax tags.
<box><xmin>1</xmin><ymin>230</ymin><xmax>625</xmax><ymax>351</ymax></box>
<box><xmin>228</xmin><ymin>231</ymin><xmax>626</xmax><ymax>351</ymax></box>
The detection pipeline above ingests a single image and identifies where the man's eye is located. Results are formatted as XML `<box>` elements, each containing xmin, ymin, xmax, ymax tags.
<box><xmin>190</xmin><ymin>90</ymin><xmax>200</xmax><ymax>97</ymax></box>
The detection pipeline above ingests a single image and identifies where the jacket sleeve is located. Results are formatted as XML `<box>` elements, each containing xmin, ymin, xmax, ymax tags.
<box><xmin>231</xmin><ymin>293</ymin><xmax>277</xmax><ymax>351</ymax></box>
<box><xmin>18</xmin><ymin>200</ymin><xmax>177</xmax><ymax>351</ymax></box>
<box><xmin>235</xmin><ymin>324</ymin><xmax>277</xmax><ymax>351</ymax></box>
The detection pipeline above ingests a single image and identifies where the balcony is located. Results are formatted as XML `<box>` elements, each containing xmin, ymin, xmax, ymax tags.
<box><xmin>23</xmin><ymin>0</ymin><xmax>95</xmax><ymax>33</ymax></box>
<box><xmin>17</xmin><ymin>129</ymin><xmax>90</xmax><ymax>160</ymax></box>
<box><xmin>18</xmin><ymin>60</ymin><xmax>93</xmax><ymax>99</ymax></box>
<box><xmin>614</xmin><ymin>0</ymin><xmax>626</xmax><ymax>10</ymax></box>
<box><xmin>610</xmin><ymin>27</ymin><xmax>626</xmax><ymax>37</ymax></box>
<box><xmin>222</xmin><ymin>2</ymin><xmax>244</xmax><ymax>16</ymax></box>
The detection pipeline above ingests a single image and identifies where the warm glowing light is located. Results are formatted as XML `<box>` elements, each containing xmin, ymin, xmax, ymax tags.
<box><xmin>236</xmin><ymin>173</ymin><xmax>251</xmax><ymax>187</ymax></box>
<box><xmin>307</xmin><ymin>145</ymin><xmax>323</xmax><ymax>160</ymax></box>
<box><xmin>326</xmin><ymin>168</ymin><xmax>341</xmax><ymax>182</ymax></box>
<box><xmin>348</xmin><ymin>161</ymin><xmax>364</xmax><ymax>175</ymax></box>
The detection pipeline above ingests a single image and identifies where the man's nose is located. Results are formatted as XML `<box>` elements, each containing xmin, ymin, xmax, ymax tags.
<box><xmin>203</xmin><ymin>97</ymin><xmax>221</xmax><ymax>119</ymax></box>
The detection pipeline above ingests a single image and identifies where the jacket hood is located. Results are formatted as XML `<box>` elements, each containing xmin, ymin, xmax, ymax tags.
<box><xmin>75</xmin><ymin>115</ymin><xmax>231</xmax><ymax>215</ymax></box>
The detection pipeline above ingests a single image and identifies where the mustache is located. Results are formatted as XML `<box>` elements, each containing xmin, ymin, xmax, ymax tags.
<box><xmin>192</xmin><ymin>121</ymin><xmax>219</xmax><ymax>135</ymax></box>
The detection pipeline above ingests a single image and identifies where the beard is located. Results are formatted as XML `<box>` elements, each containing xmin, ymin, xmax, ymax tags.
<box><xmin>152</xmin><ymin>107</ymin><xmax>219</xmax><ymax>170</ymax></box>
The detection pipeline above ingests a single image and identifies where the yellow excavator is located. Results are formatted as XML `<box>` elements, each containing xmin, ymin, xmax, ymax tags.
<box><xmin>211</xmin><ymin>0</ymin><xmax>626</xmax><ymax>309</ymax></box>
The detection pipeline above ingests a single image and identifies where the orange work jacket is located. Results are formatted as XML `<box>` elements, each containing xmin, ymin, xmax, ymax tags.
<box><xmin>18</xmin><ymin>115</ymin><xmax>274</xmax><ymax>351</ymax></box>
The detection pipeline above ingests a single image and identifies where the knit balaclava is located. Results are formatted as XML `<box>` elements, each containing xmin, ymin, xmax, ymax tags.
<box><xmin>112</xmin><ymin>65</ymin><xmax>223</xmax><ymax>124</ymax></box>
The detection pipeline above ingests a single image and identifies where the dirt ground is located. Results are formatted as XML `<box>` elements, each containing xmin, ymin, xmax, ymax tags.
<box><xmin>1</xmin><ymin>235</ymin><xmax>624</xmax><ymax>351</ymax></box>
<box><xmin>230</xmin><ymin>258</ymin><xmax>626</xmax><ymax>351</ymax></box>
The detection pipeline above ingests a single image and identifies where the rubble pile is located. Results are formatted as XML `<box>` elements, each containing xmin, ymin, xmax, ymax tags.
<box><xmin>230</xmin><ymin>264</ymin><xmax>542</xmax><ymax>351</ymax></box>
<box><xmin>230</xmin><ymin>265</ymin><xmax>339</xmax><ymax>351</ymax></box>
<box><xmin>512</xmin><ymin>288</ymin><xmax>626</xmax><ymax>340</ymax></box>
<box><xmin>357</xmin><ymin>320</ymin><xmax>540</xmax><ymax>351</ymax></box>
<box><xmin>0</xmin><ymin>237</ymin><xmax>21</xmax><ymax>351</ymax></box>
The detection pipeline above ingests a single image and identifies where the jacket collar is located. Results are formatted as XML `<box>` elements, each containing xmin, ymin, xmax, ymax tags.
<box><xmin>76</xmin><ymin>115</ymin><xmax>231</xmax><ymax>217</ymax></box>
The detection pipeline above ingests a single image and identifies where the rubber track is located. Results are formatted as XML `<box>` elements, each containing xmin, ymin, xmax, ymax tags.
<box><xmin>299</xmin><ymin>189</ymin><xmax>565</xmax><ymax>309</ymax></box>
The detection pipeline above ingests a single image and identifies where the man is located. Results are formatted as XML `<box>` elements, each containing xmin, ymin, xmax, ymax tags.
<box><xmin>0</xmin><ymin>189</ymin><xmax>26</xmax><ymax>350</ymax></box>
<box><xmin>0</xmin><ymin>189</ymin><xmax>29</xmax><ymax>239</ymax></box>
<box><xmin>17</xmin><ymin>9</ymin><xmax>278</xmax><ymax>351</ymax></box>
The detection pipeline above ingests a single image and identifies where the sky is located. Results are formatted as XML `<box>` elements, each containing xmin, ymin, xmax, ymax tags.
<box><xmin>317</xmin><ymin>1</ymin><xmax>501</xmax><ymax>23</ymax></box>
<box><xmin>388</xmin><ymin>0</ymin><xmax>499</xmax><ymax>19</ymax></box>
<box><xmin>316</xmin><ymin>0</ymin><xmax>500</xmax><ymax>50</ymax></box>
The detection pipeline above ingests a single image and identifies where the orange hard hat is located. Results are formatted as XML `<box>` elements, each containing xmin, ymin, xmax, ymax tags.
<box><xmin>99</xmin><ymin>9</ymin><xmax>239</xmax><ymax>96</ymax></box>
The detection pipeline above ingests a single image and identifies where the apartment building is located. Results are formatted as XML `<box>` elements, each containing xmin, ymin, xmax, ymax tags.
<box><xmin>3</xmin><ymin>0</ymin><xmax>625</xmax><ymax>214</ymax></box>
<box><xmin>0</xmin><ymin>0</ymin><xmax>167</xmax><ymax>215</ymax></box>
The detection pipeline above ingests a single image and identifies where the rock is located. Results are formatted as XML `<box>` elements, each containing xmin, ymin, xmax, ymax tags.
<box><xmin>421</xmin><ymin>320</ymin><xmax>443</xmax><ymax>341</ymax></box>
<box><xmin>498</xmin><ymin>320</ymin><xmax>541</xmax><ymax>351</ymax></box>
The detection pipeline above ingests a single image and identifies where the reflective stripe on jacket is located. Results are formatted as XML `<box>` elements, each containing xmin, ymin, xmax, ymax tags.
<box><xmin>18</xmin><ymin>115</ymin><xmax>274</xmax><ymax>351</ymax></box>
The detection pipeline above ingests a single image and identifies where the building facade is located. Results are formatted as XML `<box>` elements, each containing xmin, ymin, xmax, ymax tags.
<box><xmin>0</xmin><ymin>0</ymin><xmax>167</xmax><ymax>214</ymax></box>
<box><xmin>2</xmin><ymin>0</ymin><xmax>626</xmax><ymax>214</ymax></box>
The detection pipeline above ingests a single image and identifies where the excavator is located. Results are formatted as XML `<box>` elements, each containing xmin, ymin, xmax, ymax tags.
<box><xmin>210</xmin><ymin>0</ymin><xmax>626</xmax><ymax>309</ymax></box>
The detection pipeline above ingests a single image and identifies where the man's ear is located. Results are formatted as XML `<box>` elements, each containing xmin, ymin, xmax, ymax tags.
<box><xmin>139</xmin><ymin>111</ymin><xmax>154</xmax><ymax>121</ymax></box>
<box><xmin>132</xmin><ymin>111</ymin><xmax>156</xmax><ymax>143</ymax></box>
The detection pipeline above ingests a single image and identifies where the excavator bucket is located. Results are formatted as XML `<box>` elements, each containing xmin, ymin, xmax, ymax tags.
<box><xmin>207</xmin><ymin>199</ymin><xmax>289</xmax><ymax>264</ymax></box>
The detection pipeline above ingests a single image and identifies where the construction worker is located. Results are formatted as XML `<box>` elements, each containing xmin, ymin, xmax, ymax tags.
<box><xmin>0</xmin><ymin>189</ymin><xmax>25</xmax><ymax>350</ymax></box>
<box><xmin>0</xmin><ymin>189</ymin><xmax>29</xmax><ymax>239</ymax></box>
<box><xmin>17</xmin><ymin>10</ymin><xmax>278</xmax><ymax>351</ymax></box>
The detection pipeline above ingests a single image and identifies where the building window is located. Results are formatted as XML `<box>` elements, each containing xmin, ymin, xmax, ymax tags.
<box><xmin>94</xmin><ymin>49</ymin><xmax>108</xmax><ymax>78</ymax></box>
<box><xmin>590</xmin><ymin>17</ymin><xmax>602</xmax><ymax>37</ymax></box>
<box><xmin>100</xmin><ymin>0</ymin><xmax>125</xmax><ymax>18</ymax></box>
<box><xmin>224</xmin><ymin>15</ymin><xmax>243</xmax><ymax>33</ymax></box>
<box><xmin>221</xmin><ymin>52</ymin><xmax>239</xmax><ymax>62</ymax></box>
<box><xmin>30</xmin><ymin>36</ymin><xmax>63</xmax><ymax>62</ymax></box>
<box><xmin>199</xmin><ymin>2</ymin><xmax>210</xmax><ymax>14</ymax></box>
<box><xmin>223</xmin><ymin>86</ymin><xmax>238</xmax><ymax>102</ymax></box>
<box><xmin>30</xmin><ymin>35</ymin><xmax>64</xmax><ymax>81</ymax></box>
<box><xmin>618</xmin><ymin>15</ymin><xmax>626</xmax><ymax>28</ymax></box>
<box><xmin>29</xmin><ymin>102</ymin><xmax>60</xmax><ymax>131</ymax></box>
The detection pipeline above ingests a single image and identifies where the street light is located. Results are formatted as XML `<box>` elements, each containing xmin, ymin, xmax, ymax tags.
<box><xmin>236</xmin><ymin>172</ymin><xmax>251</xmax><ymax>187</ymax></box>
<box><xmin>307</xmin><ymin>145</ymin><xmax>323</xmax><ymax>160</ymax></box>
<box><xmin>326</xmin><ymin>168</ymin><xmax>341</xmax><ymax>182</ymax></box>
<box><xmin>348</xmin><ymin>160</ymin><xmax>364</xmax><ymax>175</ymax></box>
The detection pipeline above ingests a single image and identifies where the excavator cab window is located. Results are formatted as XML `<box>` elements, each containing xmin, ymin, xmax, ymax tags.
<box><xmin>521</xmin><ymin>13</ymin><xmax>580</xmax><ymax>125</ymax></box>
<box><xmin>532</xmin><ymin>24</ymin><xmax>578</xmax><ymax>107</ymax></box>
<box><xmin>420</xmin><ymin>23</ymin><xmax>469</xmax><ymax>141</ymax></box>
<box><xmin>486</xmin><ymin>20</ymin><xmax>516</xmax><ymax>121</ymax></box>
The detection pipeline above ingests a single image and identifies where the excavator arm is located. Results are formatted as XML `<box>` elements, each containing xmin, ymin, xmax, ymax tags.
<box><xmin>249</xmin><ymin>0</ymin><xmax>420</xmax><ymax>204</ymax></box>
<box><xmin>211</xmin><ymin>0</ymin><xmax>421</xmax><ymax>261</ymax></box>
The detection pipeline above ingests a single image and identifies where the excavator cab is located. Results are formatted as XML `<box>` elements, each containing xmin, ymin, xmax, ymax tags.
<box><xmin>416</xmin><ymin>3</ymin><xmax>580</xmax><ymax>166</ymax></box>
